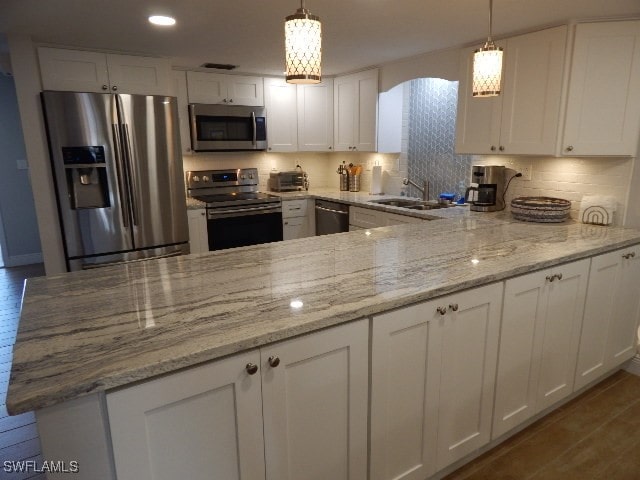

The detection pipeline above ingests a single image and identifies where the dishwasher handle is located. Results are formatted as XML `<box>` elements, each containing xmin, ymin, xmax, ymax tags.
<box><xmin>315</xmin><ymin>205</ymin><xmax>349</xmax><ymax>215</ymax></box>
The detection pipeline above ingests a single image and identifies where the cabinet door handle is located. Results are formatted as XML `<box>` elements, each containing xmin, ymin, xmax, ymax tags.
<box><xmin>546</xmin><ymin>275</ymin><xmax>555</xmax><ymax>282</ymax></box>
<box><xmin>268</xmin><ymin>355</ymin><xmax>280</xmax><ymax>368</ymax></box>
<box><xmin>555</xmin><ymin>273</ymin><xmax>563</xmax><ymax>281</ymax></box>
<box><xmin>101</xmin><ymin>84</ymin><xmax>109</xmax><ymax>91</ymax></box>
<box><xmin>490</xmin><ymin>145</ymin><xmax>497</xmax><ymax>151</ymax></box>
<box><xmin>622</xmin><ymin>252</ymin><xmax>636</xmax><ymax>259</ymax></box>
<box><xmin>448</xmin><ymin>303</ymin><xmax>459</xmax><ymax>312</ymax></box>
<box><xmin>499</xmin><ymin>146</ymin><xmax>505</xmax><ymax>152</ymax></box>
<box><xmin>112</xmin><ymin>85</ymin><xmax>118</xmax><ymax>91</ymax></box>
<box><xmin>229</xmin><ymin>98</ymin><xmax>234</xmax><ymax>103</ymax></box>
<box><xmin>246</xmin><ymin>363</ymin><xmax>258</xmax><ymax>375</ymax></box>
<box><xmin>436</xmin><ymin>306</ymin><xmax>447</xmax><ymax>316</ymax></box>
<box><xmin>566</xmin><ymin>145</ymin><xmax>574</xmax><ymax>152</ymax></box>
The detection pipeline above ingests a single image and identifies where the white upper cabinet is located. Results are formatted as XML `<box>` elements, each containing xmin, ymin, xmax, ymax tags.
<box><xmin>38</xmin><ymin>47</ymin><xmax>171</xmax><ymax>95</ymax></box>
<box><xmin>561</xmin><ymin>20</ymin><xmax>640</xmax><ymax>156</ymax></box>
<box><xmin>187</xmin><ymin>71</ymin><xmax>264</xmax><ymax>106</ymax></box>
<box><xmin>297</xmin><ymin>80</ymin><xmax>334</xmax><ymax>151</ymax></box>
<box><xmin>264</xmin><ymin>77</ymin><xmax>298</xmax><ymax>152</ymax></box>
<box><xmin>456</xmin><ymin>26</ymin><xmax>567</xmax><ymax>155</ymax></box>
<box><xmin>334</xmin><ymin>69</ymin><xmax>378</xmax><ymax>152</ymax></box>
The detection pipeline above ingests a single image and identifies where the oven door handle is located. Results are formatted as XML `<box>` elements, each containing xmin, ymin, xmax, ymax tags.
<box><xmin>208</xmin><ymin>204</ymin><xmax>281</xmax><ymax>218</ymax></box>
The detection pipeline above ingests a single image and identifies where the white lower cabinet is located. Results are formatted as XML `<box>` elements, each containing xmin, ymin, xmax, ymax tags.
<box><xmin>106</xmin><ymin>350</ymin><xmax>266</xmax><ymax>480</ymax></box>
<box><xmin>262</xmin><ymin>319</ymin><xmax>368</xmax><ymax>480</ymax></box>
<box><xmin>370</xmin><ymin>283</ymin><xmax>503</xmax><ymax>479</ymax></box>
<box><xmin>575</xmin><ymin>245</ymin><xmax>640</xmax><ymax>390</ymax></box>
<box><xmin>106</xmin><ymin>319</ymin><xmax>368</xmax><ymax>480</ymax></box>
<box><xmin>282</xmin><ymin>198</ymin><xmax>314</xmax><ymax>240</ymax></box>
<box><xmin>187</xmin><ymin>209</ymin><xmax>208</xmax><ymax>254</ymax></box>
<box><xmin>493</xmin><ymin>259</ymin><xmax>589</xmax><ymax>439</ymax></box>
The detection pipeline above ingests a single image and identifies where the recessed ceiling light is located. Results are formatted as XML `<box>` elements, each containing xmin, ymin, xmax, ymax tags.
<box><xmin>149</xmin><ymin>15</ymin><xmax>176</xmax><ymax>26</ymax></box>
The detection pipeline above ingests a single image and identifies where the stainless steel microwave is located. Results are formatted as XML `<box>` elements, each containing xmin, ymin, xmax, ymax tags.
<box><xmin>188</xmin><ymin>104</ymin><xmax>267</xmax><ymax>152</ymax></box>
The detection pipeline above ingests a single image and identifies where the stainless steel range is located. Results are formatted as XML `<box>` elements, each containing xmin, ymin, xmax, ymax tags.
<box><xmin>186</xmin><ymin>168</ymin><xmax>283</xmax><ymax>251</ymax></box>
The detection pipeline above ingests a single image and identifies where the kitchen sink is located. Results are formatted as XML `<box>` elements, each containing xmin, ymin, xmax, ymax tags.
<box><xmin>369</xmin><ymin>199</ymin><xmax>423</xmax><ymax>207</ymax></box>
<box><xmin>404</xmin><ymin>204</ymin><xmax>445</xmax><ymax>210</ymax></box>
<box><xmin>369</xmin><ymin>198</ymin><xmax>452</xmax><ymax>210</ymax></box>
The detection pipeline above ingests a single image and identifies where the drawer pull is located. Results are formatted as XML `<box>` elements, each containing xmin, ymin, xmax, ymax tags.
<box><xmin>245</xmin><ymin>363</ymin><xmax>258</xmax><ymax>375</ymax></box>
<box><xmin>546</xmin><ymin>275</ymin><xmax>555</xmax><ymax>282</ymax></box>
<box><xmin>436</xmin><ymin>306</ymin><xmax>447</xmax><ymax>316</ymax></box>
<box><xmin>449</xmin><ymin>303</ymin><xmax>459</xmax><ymax>312</ymax></box>
<box><xmin>623</xmin><ymin>252</ymin><xmax>636</xmax><ymax>259</ymax></box>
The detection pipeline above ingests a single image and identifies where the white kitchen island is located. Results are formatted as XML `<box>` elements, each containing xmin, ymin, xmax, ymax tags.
<box><xmin>7</xmin><ymin>211</ymin><xmax>640</xmax><ymax>480</ymax></box>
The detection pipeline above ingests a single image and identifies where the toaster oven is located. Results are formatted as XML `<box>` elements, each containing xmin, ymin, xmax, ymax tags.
<box><xmin>269</xmin><ymin>171</ymin><xmax>308</xmax><ymax>192</ymax></box>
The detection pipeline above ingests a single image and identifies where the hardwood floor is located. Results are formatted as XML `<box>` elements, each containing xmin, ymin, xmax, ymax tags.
<box><xmin>446</xmin><ymin>370</ymin><xmax>640</xmax><ymax>480</ymax></box>
<box><xmin>0</xmin><ymin>264</ymin><xmax>45</xmax><ymax>480</ymax></box>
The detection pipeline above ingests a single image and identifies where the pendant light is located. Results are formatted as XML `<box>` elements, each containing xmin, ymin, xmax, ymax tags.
<box><xmin>284</xmin><ymin>0</ymin><xmax>322</xmax><ymax>84</ymax></box>
<box><xmin>472</xmin><ymin>0</ymin><xmax>503</xmax><ymax>97</ymax></box>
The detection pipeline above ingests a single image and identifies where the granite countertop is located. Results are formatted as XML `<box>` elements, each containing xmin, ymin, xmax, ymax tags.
<box><xmin>8</xmin><ymin>206</ymin><xmax>640</xmax><ymax>414</ymax></box>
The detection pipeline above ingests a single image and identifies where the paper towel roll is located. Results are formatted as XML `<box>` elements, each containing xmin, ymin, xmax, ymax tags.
<box><xmin>370</xmin><ymin>165</ymin><xmax>382</xmax><ymax>194</ymax></box>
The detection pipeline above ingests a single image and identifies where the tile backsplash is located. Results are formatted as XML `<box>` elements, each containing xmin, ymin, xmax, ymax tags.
<box><xmin>474</xmin><ymin>156</ymin><xmax>633</xmax><ymax>226</ymax></box>
<box><xmin>182</xmin><ymin>151</ymin><xmax>402</xmax><ymax>194</ymax></box>
<box><xmin>406</xmin><ymin>78</ymin><xmax>473</xmax><ymax>201</ymax></box>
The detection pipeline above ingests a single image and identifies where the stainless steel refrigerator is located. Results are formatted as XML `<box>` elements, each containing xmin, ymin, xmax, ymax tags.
<box><xmin>41</xmin><ymin>91</ymin><xmax>189</xmax><ymax>271</ymax></box>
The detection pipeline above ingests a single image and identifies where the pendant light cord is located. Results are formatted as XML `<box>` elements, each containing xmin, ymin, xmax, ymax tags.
<box><xmin>488</xmin><ymin>0</ymin><xmax>494</xmax><ymax>42</ymax></box>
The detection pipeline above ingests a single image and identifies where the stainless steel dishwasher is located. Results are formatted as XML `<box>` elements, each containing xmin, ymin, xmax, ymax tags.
<box><xmin>315</xmin><ymin>200</ymin><xmax>349</xmax><ymax>236</ymax></box>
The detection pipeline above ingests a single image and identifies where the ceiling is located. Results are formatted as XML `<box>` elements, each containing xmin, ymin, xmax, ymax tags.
<box><xmin>1</xmin><ymin>0</ymin><xmax>639</xmax><ymax>77</ymax></box>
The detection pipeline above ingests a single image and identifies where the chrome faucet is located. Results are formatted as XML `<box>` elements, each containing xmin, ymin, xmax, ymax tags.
<box><xmin>402</xmin><ymin>178</ymin><xmax>429</xmax><ymax>201</ymax></box>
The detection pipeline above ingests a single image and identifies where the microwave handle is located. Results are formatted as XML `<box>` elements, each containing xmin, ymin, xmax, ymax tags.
<box><xmin>251</xmin><ymin>111</ymin><xmax>257</xmax><ymax>146</ymax></box>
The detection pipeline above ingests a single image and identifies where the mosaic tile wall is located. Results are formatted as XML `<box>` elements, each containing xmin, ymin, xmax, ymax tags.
<box><xmin>407</xmin><ymin>78</ymin><xmax>474</xmax><ymax>201</ymax></box>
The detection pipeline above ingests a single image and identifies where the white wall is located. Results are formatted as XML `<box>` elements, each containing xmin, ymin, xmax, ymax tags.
<box><xmin>8</xmin><ymin>34</ymin><xmax>66</xmax><ymax>274</ymax></box>
<box><xmin>0</xmin><ymin>75</ymin><xmax>42</xmax><ymax>266</ymax></box>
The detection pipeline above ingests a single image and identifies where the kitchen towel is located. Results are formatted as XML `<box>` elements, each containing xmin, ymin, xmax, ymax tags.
<box><xmin>370</xmin><ymin>165</ymin><xmax>383</xmax><ymax>194</ymax></box>
<box><xmin>579</xmin><ymin>195</ymin><xmax>616</xmax><ymax>225</ymax></box>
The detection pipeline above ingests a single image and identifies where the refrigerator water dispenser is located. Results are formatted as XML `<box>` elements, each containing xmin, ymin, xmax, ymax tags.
<box><xmin>62</xmin><ymin>146</ymin><xmax>110</xmax><ymax>209</ymax></box>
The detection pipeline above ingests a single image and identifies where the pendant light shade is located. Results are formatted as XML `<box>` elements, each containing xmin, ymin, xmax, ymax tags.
<box><xmin>472</xmin><ymin>0</ymin><xmax>503</xmax><ymax>97</ymax></box>
<box><xmin>284</xmin><ymin>0</ymin><xmax>322</xmax><ymax>84</ymax></box>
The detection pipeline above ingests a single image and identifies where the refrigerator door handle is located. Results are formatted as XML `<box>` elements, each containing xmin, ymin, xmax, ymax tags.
<box><xmin>121</xmin><ymin>123</ymin><xmax>140</xmax><ymax>227</ymax></box>
<box><xmin>111</xmin><ymin>124</ymin><xmax>129</xmax><ymax>229</ymax></box>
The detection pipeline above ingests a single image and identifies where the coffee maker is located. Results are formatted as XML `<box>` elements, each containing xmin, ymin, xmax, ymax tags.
<box><xmin>466</xmin><ymin>165</ymin><xmax>506</xmax><ymax>212</ymax></box>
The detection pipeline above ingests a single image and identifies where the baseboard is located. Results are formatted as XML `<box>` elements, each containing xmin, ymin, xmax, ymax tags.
<box><xmin>3</xmin><ymin>252</ymin><xmax>43</xmax><ymax>267</ymax></box>
<box><xmin>624</xmin><ymin>354</ymin><xmax>640</xmax><ymax>377</ymax></box>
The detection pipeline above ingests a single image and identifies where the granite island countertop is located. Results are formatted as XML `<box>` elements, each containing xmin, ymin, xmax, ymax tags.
<box><xmin>8</xmin><ymin>212</ymin><xmax>640</xmax><ymax>415</ymax></box>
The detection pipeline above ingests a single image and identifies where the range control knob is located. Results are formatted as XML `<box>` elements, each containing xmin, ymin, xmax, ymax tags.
<box><xmin>240</xmin><ymin>174</ymin><xmax>246</xmax><ymax>180</ymax></box>
<box><xmin>248</xmin><ymin>173</ymin><xmax>254</xmax><ymax>179</ymax></box>
<box><xmin>192</xmin><ymin>175</ymin><xmax>200</xmax><ymax>183</ymax></box>
<box><xmin>202</xmin><ymin>175</ymin><xmax>209</xmax><ymax>182</ymax></box>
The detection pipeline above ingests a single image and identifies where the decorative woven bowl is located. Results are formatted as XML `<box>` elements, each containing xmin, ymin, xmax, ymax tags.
<box><xmin>511</xmin><ymin>197</ymin><xmax>571</xmax><ymax>223</ymax></box>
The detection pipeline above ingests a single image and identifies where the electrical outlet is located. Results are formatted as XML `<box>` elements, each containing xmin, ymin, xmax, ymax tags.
<box><xmin>519</xmin><ymin>163</ymin><xmax>532</xmax><ymax>181</ymax></box>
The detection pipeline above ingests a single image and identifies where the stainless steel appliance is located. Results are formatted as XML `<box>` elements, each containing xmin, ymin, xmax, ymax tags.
<box><xmin>466</xmin><ymin>165</ymin><xmax>506</xmax><ymax>212</ymax></box>
<box><xmin>315</xmin><ymin>200</ymin><xmax>349</xmax><ymax>235</ymax></box>
<box><xmin>186</xmin><ymin>168</ymin><xmax>283</xmax><ymax>250</ymax></box>
<box><xmin>42</xmin><ymin>91</ymin><xmax>189</xmax><ymax>271</ymax></box>
<box><xmin>188</xmin><ymin>104</ymin><xmax>267</xmax><ymax>152</ymax></box>
<box><xmin>268</xmin><ymin>170</ymin><xmax>308</xmax><ymax>192</ymax></box>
